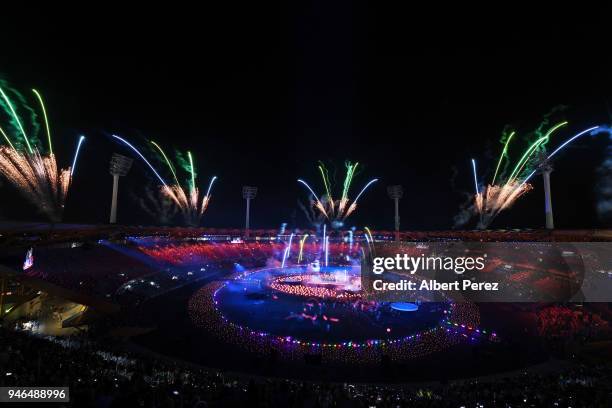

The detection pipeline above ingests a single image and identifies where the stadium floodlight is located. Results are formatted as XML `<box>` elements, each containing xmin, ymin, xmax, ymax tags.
<box><xmin>535</xmin><ymin>151</ymin><xmax>554</xmax><ymax>229</ymax></box>
<box><xmin>242</xmin><ymin>186</ymin><xmax>257</xmax><ymax>237</ymax></box>
<box><xmin>387</xmin><ymin>185</ymin><xmax>403</xmax><ymax>241</ymax></box>
<box><xmin>109</xmin><ymin>153</ymin><xmax>134</xmax><ymax>224</ymax></box>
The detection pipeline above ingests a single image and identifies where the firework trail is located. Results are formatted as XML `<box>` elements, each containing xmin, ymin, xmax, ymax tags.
<box><xmin>297</xmin><ymin>178</ymin><xmax>328</xmax><ymax>218</ymax></box>
<box><xmin>364</xmin><ymin>226</ymin><xmax>374</xmax><ymax>243</ymax></box>
<box><xmin>115</xmin><ymin>138</ymin><xmax>217</xmax><ymax>226</ymax></box>
<box><xmin>298</xmin><ymin>234</ymin><xmax>309</xmax><ymax>263</ymax></box>
<box><xmin>187</xmin><ymin>151</ymin><xmax>196</xmax><ymax>193</ymax></box>
<box><xmin>338</xmin><ymin>162</ymin><xmax>358</xmax><ymax>215</ymax></box>
<box><xmin>322</xmin><ymin>224</ymin><xmax>326</xmax><ymax>254</ymax></box>
<box><xmin>0</xmin><ymin>126</ymin><xmax>15</xmax><ymax>150</ymax></box>
<box><xmin>343</xmin><ymin>178</ymin><xmax>380</xmax><ymax>219</ymax></box>
<box><xmin>0</xmin><ymin>84</ymin><xmax>75</xmax><ymax>222</ymax></box>
<box><xmin>363</xmin><ymin>227</ymin><xmax>373</xmax><ymax>255</ymax></box>
<box><xmin>32</xmin><ymin>89</ymin><xmax>52</xmax><ymax>155</ymax></box>
<box><xmin>281</xmin><ymin>233</ymin><xmax>294</xmax><ymax>268</ymax></box>
<box><xmin>298</xmin><ymin>161</ymin><xmax>378</xmax><ymax>226</ymax></box>
<box><xmin>521</xmin><ymin>126</ymin><xmax>600</xmax><ymax>185</ymax></box>
<box><xmin>112</xmin><ymin>135</ymin><xmax>167</xmax><ymax>185</ymax></box>
<box><xmin>150</xmin><ymin>140</ymin><xmax>179</xmax><ymax>184</ymax></box>
<box><xmin>0</xmin><ymin>85</ymin><xmax>34</xmax><ymax>153</ymax></box>
<box><xmin>491</xmin><ymin>131</ymin><xmax>515</xmax><ymax>185</ymax></box>
<box><xmin>471</xmin><ymin>159</ymin><xmax>479</xmax><ymax>195</ymax></box>
<box><xmin>470</xmin><ymin>122</ymin><xmax>566</xmax><ymax>228</ymax></box>
<box><xmin>507</xmin><ymin>122</ymin><xmax>567</xmax><ymax>183</ymax></box>
<box><xmin>318</xmin><ymin>163</ymin><xmax>334</xmax><ymax>216</ymax></box>
<box><xmin>472</xmin><ymin>123</ymin><xmax>601</xmax><ymax>229</ymax></box>
<box><xmin>71</xmin><ymin>135</ymin><xmax>86</xmax><ymax>177</ymax></box>
<box><xmin>324</xmin><ymin>234</ymin><xmax>329</xmax><ymax>267</ymax></box>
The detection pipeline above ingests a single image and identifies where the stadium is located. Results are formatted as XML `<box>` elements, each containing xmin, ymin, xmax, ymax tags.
<box><xmin>1</xmin><ymin>5</ymin><xmax>612</xmax><ymax>407</ymax></box>
<box><xmin>1</xmin><ymin>226</ymin><xmax>611</xmax><ymax>406</ymax></box>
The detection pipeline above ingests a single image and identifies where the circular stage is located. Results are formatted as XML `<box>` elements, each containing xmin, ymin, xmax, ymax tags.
<box><xmin>215</xmin><ymin>266</ymin><xmax>444</xmax><ymax>343</ymax></box>
<box><xmin>189</xmin><ymin>265</ymin><xmax>489</xmax><ymax>363</ymax></box>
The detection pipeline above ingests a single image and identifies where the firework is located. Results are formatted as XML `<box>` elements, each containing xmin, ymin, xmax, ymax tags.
<box><xmin>159</xmin><ymin>148</ymin><xmax>216</xmax><ymax>226</ymax></box>
<box><xmin>491</xmin><ymin>131</ymin><xmax>515</xmax><ymax>185</ymax></box>
<box><xmin>281</xmin><ymin>233</ymin><xmax>294</xmax><ymax>268</ymax></box>
<box><xmin>0</xmin><ymin>147</ymin><xmax>71</xmax><ymax>221</ymax></box>
<box><xmin>150</xmin><ymin>140</ymin><xmax>179</xmax><ymax>184</ymax></box>
<box><xmin>32</xmin><ymin>89</ymin><xmax>52</xmax><ymax>154</ymax></box>
<box><xmin>343</xmin><ymin>178</ymin><xmax>380</xmax><ymax>219</ymax></box>
<box><xmin>298</xmin><ymin>161</ymin><xmax>378</xmax><ymax>227</ymax></box>
<box><xmin>112</xmin><ymin>135</ymin><xmax>167</xmax><ymax>185</ymax></box>
<box><xmin>187</xmin><ymin>151</ymin><xmax>196</xmax><ymax>193</ymax></box>
<box><xmin>298</xmin><ymin>234</ymin><xmax>309</xmax><ymax>263</ymax></box>
<box><xmin>471</xmin><ymin>159</ymin><xmax>479</xmax><ymax>195</ymax></box>
<box><xmin>160</xmin><ymin>176</ymin><xmax>217</xmax><ymax>226</ymax></box>
<box><xmin>521</xmin><ymin>126</ymin><xmax>601</xmax><ymax>185</ymax></box>
<box><xmin>364</xmin><ymin>226</ymin><xmax>374</xmax><ymax>243</ymax></box>
<box><xmin>474</xmin><ymin>181</ymin><xmax>533</xmax><ymax>229</ymax></box>
<box><xmin>71</xmin><ymin>135</ymin><xmax>86</xmax><ymax>177</ymax></box>
<box><xmin>297</xmin><ymin>179</ymin><xmax>328</xmax><ymax>217</ymax></box>
<box><xmin>0</xmin><ymin>126</ymin><xmax>15</xmax><ymax>150</ymax></box>
<box><xmin>363</xmin><ymin>227</ymin><xmax>373</xmax><ymax>255</ymax></box>
<box><xmin>113</xmin><ymin>137</ymin><xmax>217</xmax><ymax>226</ymax></box>
<box><xmin>0</xmin><ymin>85</ymin><xmax>75</xmax><ymax>222</ymax></box>
<box><xmin>0</xmin><ymin>85</ymin><xmax>34</xmax><ymax>153</ymax></box>
<box><xmin>324</xmin><ymin>235</ymin><xmax>329</xmax><ymax>267</ymax></box>
<box><xmin>471</xmin><ymin>122</ymin><xmax>599</xmax><ymax>229</ymax></box>
<box><xmin>318</xmin><ymin>164</ymin><xmax>333</xmax><ymax>212</ymax></box>
<box><xmin>338</xmin><ymin>162</ymin><xmax>358</xmax><ymax>215</ymax></box>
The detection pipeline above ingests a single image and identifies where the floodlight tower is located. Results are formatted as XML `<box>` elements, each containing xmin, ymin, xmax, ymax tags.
<box><xmin>109</xmin><ymin>153</ymin><xmax>133</xmax><ymax>224</ymax></box>
<box><xmin>387</xmin><ymin>185</ymin><xmax>403</xmax><ymax>241</ymax></box>
<box><xmin>242</xmin><ymin>186</ymin><xmax>257</xmax><ymax>238</ymax></box>
<box><xmin>535</xmin><ymin>151</ymin><xmax>554</xmax><ymax>229</ymax></box>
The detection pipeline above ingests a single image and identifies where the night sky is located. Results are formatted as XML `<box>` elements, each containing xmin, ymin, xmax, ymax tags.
<box><xmin>0</xmin><ymin>5</ymin><xmax>610</xmax><ymax>230</ymax></box>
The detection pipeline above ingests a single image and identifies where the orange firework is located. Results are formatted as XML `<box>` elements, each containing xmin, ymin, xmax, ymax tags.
<box><xmin>0</xmin><ymin>84</ymin><xmax>79</xmax><ymax>222</ymax></box>
<box><xmin>161</xmin><ymin>181</ymin><xmax>215</xmax><ymax>226</ymax></box>
<box><xmin>0</xmin><ymin>146</ymin><xmax>71</xmax><ymax>222</ymax></box>
<box><xmin>298</xmin><ymin>162</ymin><xmax>379</xmax><ymax>227</ymax></box>
<box><xmin>474</xmin><ymin>181</ymin><xmax>533</xmax><ymax>229</ymax></box>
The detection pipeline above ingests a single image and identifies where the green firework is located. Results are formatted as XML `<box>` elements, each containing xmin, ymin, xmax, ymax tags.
<box><xmin>188</xmin><ymin>151</ymin><xmax>196</xmax><ymax>192</ymax></box>
<box><xmin>151</xmin><ymin>140</ymin><xmax>180</xmax><ymax>184</ymax></box>
<box><xmin>318</xmin><ymin>162</ymin><xmax>333</xmax><ymax>202</ymax></box>
<box><xmin>32</xmin><ymin>89</ymin><xmax>52</xmax><ymax>155</ymax></box>
<box><xmin>508</xmin><ymin>122</ymin><xmax>567</xmax><ymax>181</ymax></box>
<box><xmin>491</xmin><ymin>130</ymin><xmax>515</xmax><ymax>185</ymax></box>
<box><xmin>0</xmin><ymin>84</ymin><xmax>34</xmax><ymax>153</ymax></box>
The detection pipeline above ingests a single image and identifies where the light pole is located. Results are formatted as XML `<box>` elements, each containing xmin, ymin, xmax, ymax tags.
<box><xmin>242</xmin><ymin>186</ymin><xmax>257</xmax><ymax>237</ymax></box>
<box><xmin>387</xmin><ymin>185</ymin><xmax>403</xmax><ymax>241</ymax></box>
<box><xmin>536</xmin><ymin>152</ymin><xmax>554</xmax><ymax>229</ymax></box>
<box><xmin>109</xmin><ymin>153</ymin><xmax>133</xmax><ymax>224</ymax></box>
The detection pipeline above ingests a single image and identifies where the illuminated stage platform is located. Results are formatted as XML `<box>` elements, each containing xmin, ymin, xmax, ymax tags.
<box><xmin>189</xmin><ymin>264</ymin><xmax>489</xmax><ymax>363</ymax></box>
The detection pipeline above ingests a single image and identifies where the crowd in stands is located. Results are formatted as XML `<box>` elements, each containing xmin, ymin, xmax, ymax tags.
<box><xmin>1</xmin><ymin>326</ymin><xmax>610</xmax><ymax>407</ymax></box>
<box><xmin>137</xmin><ymin>240</ymin><xmax>360</xmax><ymax>269</ymax></box>
<box><xmin>538</xmin><ymin>305</ymin><xmax>611</xmax><ymax>340</ymax></box>
<box><xmin>23</xmin><ymin>245</ymin><xmax>156</xmax><ymax>299</ymax></box>
<box><xmin>137</xmin><ymin>241</ymin><xmax>287</xmax><ymax>269</ymax></box>
<box><xmin>1</xmin><ymin>224</ymin><xmax>608</xmax><ymax>251</ymax></box>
